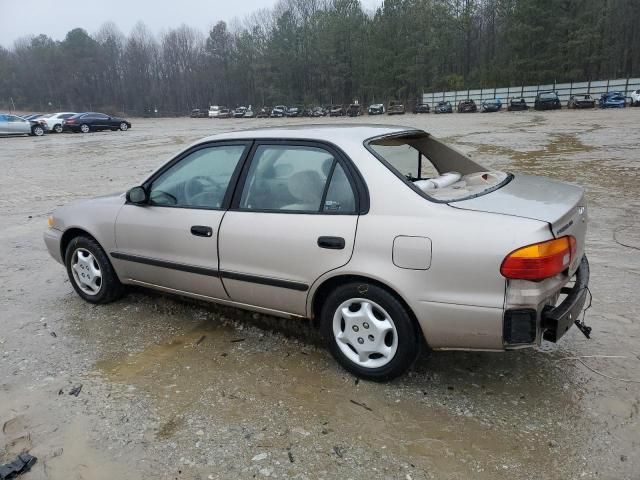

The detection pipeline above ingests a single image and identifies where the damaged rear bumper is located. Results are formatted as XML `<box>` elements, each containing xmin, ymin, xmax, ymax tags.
<box><xmin>541</xmin><ymin>255</ymin><xmax>590</xmax><ymax>342</ymax></box>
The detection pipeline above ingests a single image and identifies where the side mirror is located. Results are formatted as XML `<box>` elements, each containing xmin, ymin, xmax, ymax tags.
<box><xmin>126</xmin><ymin>186</ymin><xmax>148</xmax><ymax>205</ymax></box>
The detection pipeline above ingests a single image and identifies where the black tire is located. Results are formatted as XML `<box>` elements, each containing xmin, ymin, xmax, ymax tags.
<box><xmin>31</xmin><ymin>125</ymin><xmax>44</xmax><ymax>136</ymax></box>
<box><xmin>64</xmin><ymin>235</ymin><xmax>125</xmax><ymax>304</ymax></box>
<box><xmin>320</xmin><ymin>282</ymin><xmax>420</xmax><ymax>381</ymax></box>
<box><xmin>53</xmin><ymin>124</ymin><xmax>63</xmax><ymax>133</ymax></box>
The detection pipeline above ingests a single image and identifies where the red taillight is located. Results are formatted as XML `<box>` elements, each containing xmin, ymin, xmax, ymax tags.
<box><xmin>501</xmin><ymin>236</ymin><xmax>576</xmax><ymax>281</ymax></box>
<box><xmin>66</xmin><ymin>119</ymin><xmax>75</xmax><ymax>124</ymax></box>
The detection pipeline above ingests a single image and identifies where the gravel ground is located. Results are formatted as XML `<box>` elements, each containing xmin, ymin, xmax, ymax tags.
<box><xmin>1</xmin><ymin>109</ymin><xmax>639</xmax><ymax>479</ymax></box>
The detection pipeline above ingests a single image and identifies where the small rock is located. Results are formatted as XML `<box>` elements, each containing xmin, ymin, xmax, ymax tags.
<box><xmin>252</xmin><ymin>453</ymin><xmax>268</xmax><ymax>462</ymax></box>
<box><xmin>196</xmin><ymin>430</ymin><xmax>204</xmax><ymax>436</ymax></box>
<box><xmin>620</xmin><ymin>455</ymin><xmax>627</xmax><ymax>462</ymax></box>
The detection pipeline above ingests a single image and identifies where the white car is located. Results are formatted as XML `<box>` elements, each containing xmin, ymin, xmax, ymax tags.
<box><xmin>630</xmin><ymin>89</ymin><xmax>640</xmax><ymax>106</ymax></box>
<box><xmin>208</xmin><ymin>106</ymin><xmax>221</xmax><ymax>118</ymax></box>
<box><xmin>40</xmin><ymin>112</ymin><xmax>76</xmax><ymax>133</ymax></box>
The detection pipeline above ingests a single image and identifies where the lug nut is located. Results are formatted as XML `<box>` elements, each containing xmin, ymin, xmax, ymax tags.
<box><xmin>357</xmin><ymin>337</ymin><xmax>364</xmax><ymax>344</ymax></box>
<box><xmin>352</xmin><ymin>325</ymin><xmax>359</xmax><ymax>332</ymax></box>
<box><xmin>363</xmin><ymin>322</ymin><xmax>369</xmax><ymax>329</ymax></box>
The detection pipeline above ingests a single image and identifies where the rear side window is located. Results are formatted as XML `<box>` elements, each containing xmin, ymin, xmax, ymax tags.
<box><xmin>239</xmin><ymin>145</ymin><xmax>356</xmax><ymax>213</ymax></box>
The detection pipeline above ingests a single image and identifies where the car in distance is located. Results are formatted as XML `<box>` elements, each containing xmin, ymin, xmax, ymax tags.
<box><xmin>285</xmin><ymin>106</ymin><xmax>302</xmax><ymax>117</ymax></box>
<box><xmin>368</xmin><ymin>104</ymin><xmax>384</xmax><ymax>115</ymax></box>
<box><xmin>44</xmin><ymin>125</ymin><xmax>590</xmax><ymax>381</ymax></box>
<box><xmin>481</xmin><ymin>98</ymin><xmax>502</xmax><ymax>112</ymax></box>
<box><xmin>233</xmin><ymin>107</ymin><xmax>247</xmax><ymax>118</ymax></box>
<box><xmin>40</xmin><ymin>112</ymin><xmax>77</xmax><ymax>132</ymax></box>
<box><xmin>270</xmin><ymin>105</ymin><xmax>287</xmax><ymax>118</ymax></box>
<box><xmin>534</xmin><ymin>91</ymin><xmax>561</xmax><ymax>110</ymax></box>
<box><xmin>311</xmin><ymin>106</ymin><xmax>326</xmax><ymax>117</ymax></box>
<box><xmin>208</xmin><ymin>106</ymin><xmax>221</xmax><ymax>118</ymax></box>
<box><xmin>507</xmin><ymin>98</ymin><xmax>528</xmax><ymax>111</ymax></box>
<box><xmin>599</xmin><ymin>91</ymin><xmax>626</xmax><ymax>108</ymax></box>
<box><xmin>387</xmin><ymin>101</ymin><xmax>405</xmax><ymax>115</ymax></box>
<box><xmin>567</xmin><ymin>95</ymin><xmax>595</xmax><ymax>109</ymax></box>
<box><xmin>0</xmin><ymin>113</ymin><xmax>46</xmax><ymax>136</ymax></box>
<box><xmin>631</xmin><ymin>89</ymin><xmax>640</xmax><ymax>106</ymax></box>
<box><xmin>413</xmin><ymin>103</ymin><xmax>430</xmax><ymax>114</ymax></box>
<box><xmin>329</xmin><ymin>105</ymin><xmax>345</xmax><ymax>117</ymax></box>
<box><xmin>256</xmin><ymin>107</ymin><xmax>271</xmax><ymax>118</ymax></box>
<box><xmin>190</xmin><ymin>109</ymin><xmax>208</xmax><ymax>118</ymax></box>
<box><xmin>63</xmin><ymin>112</ymin><xmax>131</xmax><ymax>133</ymax></box>
<box><xmin>457</xmin><ymin>99</ymin><xmax>477</xmax><ymax>113</ymax></box>
<box><xmin>433</xmin><ymin>101</ymin><xmax>453</xmax><ymax>114</ymax></box>
<box><xmin>347</xmin><ymin>104</ymin><xmax>362</xmax><ymax>117</ymax></box>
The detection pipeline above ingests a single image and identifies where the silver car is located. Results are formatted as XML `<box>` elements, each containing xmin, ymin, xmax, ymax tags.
<box><xmin>0</xmin><ymin>113</ymin><xmax>46</xmax><ymax>136</ymax></box>
<box><xmin>44</xmin><ymin>125</ymin><xmax>590</xmax><ymax>381</ymax></box>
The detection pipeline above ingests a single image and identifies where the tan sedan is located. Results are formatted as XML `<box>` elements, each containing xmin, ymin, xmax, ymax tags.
<box><xmin>44</xmin><ymin>125</ymin><xmax>590</xmax><ymax>381</ymax></box>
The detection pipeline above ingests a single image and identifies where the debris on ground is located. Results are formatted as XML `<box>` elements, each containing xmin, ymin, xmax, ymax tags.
<box><xmin>0</xmin><ymin>453</ymin><xmax>37</xmax><ymax>479</ymax></box>
<box><xmin>68</xmin><ymin>385</ymin><xmax>83</xmax><ymax>397</ymax></box>
<box><xmin>349</xmin><ymin>399</ymin><xmax>372</xmax><ymax>412</ymax></box>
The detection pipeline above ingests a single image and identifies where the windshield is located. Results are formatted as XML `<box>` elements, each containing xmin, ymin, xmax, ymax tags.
<box><xmin>539</xmin><ymin>92</ymin><xmax>557</xmax><ymax>100</ymax></box>
<box><xmin>367</xmin><ymin>133</ymin><xmax>509</xmax><ymax>202</ymax></box>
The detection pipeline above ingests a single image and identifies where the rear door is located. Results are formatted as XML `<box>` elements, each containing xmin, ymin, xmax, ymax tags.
<box><xmin>218</xmin><ymin>141</ymin><xmax>362</xmax><ymax>315</ymax></box>
<box><xmin>113</xmin><ymin>141</ymin><xmax>251</xmax><ymax>298</ymax></box>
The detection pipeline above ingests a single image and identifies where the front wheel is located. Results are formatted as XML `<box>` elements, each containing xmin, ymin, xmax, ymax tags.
<box><xmin>119</xmin><ymin>122</ymin><xmax>128</xmax><ymax>131</ymax></box>
<box><xmin>321</xmin><ymin>282</ymin><xmax>420</xmax><ymax>381</ymax></box>
<box><xmin>31</xmin><ymin>125</ymin><xmax>44</xmax><ymax>136</ymax></box>
<box><xmin>65</xmin><ymin>236</ymin><xmax>124</xmax><ymax>304</ymax></box>
<box><xmin>53</xmin><ymin>124</ymin><xmax>63</xmax><ymax>133</ymax></box>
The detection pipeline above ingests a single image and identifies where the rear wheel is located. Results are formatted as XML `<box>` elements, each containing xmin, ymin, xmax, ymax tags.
<box><xmin>119</xmin><ymin>122</ymin><xmax>128</xmax><ymax>131</ymax></box>
<box><xmin>321</xmin><ymin>282</ymin><xmax>419</xmax><ymax>381</ymax></box>
<box><xmin>64</xmin><ymin>236</ymin><xmax>124</xmax><ymax>304</ymax></box>
<box><xmin>31</xmin><ymin>125</ymin><xmax>44</xmax><ymax>136</ymax></box>
<box><xmin>80</xmin><ymin>123</ymin><xmax>90</xmax><ymax>133</ymax></box>
<box><xmin>53</xmin><ymin>124</ymin><xmax>63</xmax><ymax>133</ymax></box>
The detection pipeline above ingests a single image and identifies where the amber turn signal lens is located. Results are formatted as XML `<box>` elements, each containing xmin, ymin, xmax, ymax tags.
<box><xmin>501</xmin><ymin>236</ymin><xmax>575</xmax><ymax>280</ymax></box>
<box><xmin>47</xmin><ymin>216</ymin><xmax>55</xmax><ymax>227</ymax></box>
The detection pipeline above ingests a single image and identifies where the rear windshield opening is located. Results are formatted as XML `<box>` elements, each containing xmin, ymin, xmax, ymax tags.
<box><xmin>367</xmin><ymin>133</ymin><xmax>510</xmax><ymax>202</ymax></box>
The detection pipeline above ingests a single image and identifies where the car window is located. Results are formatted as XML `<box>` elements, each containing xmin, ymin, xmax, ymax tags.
<box><xmin>323</xmin><ymin>163</ymin><xmax>356</xmax><ymax>213</ymax></box>
<box><xmin>0</xmin><ymin>114</ymin><xmax>6</xmax><ymax>121</ymax></box>
<box><xmin>8</xmin><ymin>116</ymin><xmax>23</xmax><ymax>122</ymax></box>
<box><xmin>239</xmin><ymin>145</ymin><xmax>351</xmax><ymax>213</ymax></box>
<box><xmin>149</xmin><ymin>145</ymin><xmax>246</xmax><ymax>209</ymax></box>
<box><xmin>369</xmin><ymin>143</ymin><xmax>438</xmax><ymax>179</ymax></box>
<box><xmin>60</xmin><ymin>113</ymin><xmax>74</xmax><ymax>119</ymax></box>
<box><xmin>94</xmin><ymin>114</ymin><xmax>109</xmax><ymax>119</ymax></box>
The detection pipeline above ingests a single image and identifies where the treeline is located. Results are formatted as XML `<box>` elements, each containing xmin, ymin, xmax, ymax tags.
<box><xmin>1</xmin><ymin>0</ymin><xmax>639</xmax><ymax>115</ymax></box>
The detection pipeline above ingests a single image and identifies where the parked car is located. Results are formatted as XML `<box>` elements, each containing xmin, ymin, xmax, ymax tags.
<box><xmin>36</xmin><ymin>112</ymin><xmax>77</xmax><ymax>132</ymax></box>
<box><xmin>347</xmin><ymin>104</ymin><xmax>362</xmax><ymax>117</ymax></box>
<box><xmin>387</xmin><ymin>101</ymin><xmax>405</xmax><ymax>115</ymax></box>
<box><xmin>413</xmin><ymin>103</ymin><xmax>430</xmax><ymax>114</ymax></box>
<box><xmin>208</xmin><ymin>106</ymin><xmax>222</xmax><ymax>118</ymax></box>
<box><xmin>286</xmin><ymin>106</ymin><xmax>302</xmax><ymax>117</ymax></box>
<box><xmin>22</xmin><ymin>114</ymin><xmax>44</xmax><ymax>121</ymax></box>
<box><xmin>190</xmin><ymin>109</ymin><xmax>208</xmax><ymax>118</ymax></box>
<box><xmin>368</xmin><ymin>104</ymin><xmax>385</xmax><ymax>115</ymax></box>
<box><xmin>507</xmin><ymin>98</ymin><xmax>529</xmax><ymax>111</ymax></box>
<box><xmin>217</xmin><ymin>108</ymin><xmax>232</xmax><ymax>119</ymax></box>
<box><xmin>233</xmin><ymin>107</ymin><xmax>247</xmax><ymax>118</ymax></box>
<box><xmin>433</xmin><ymin>101</ymin><xmax>453</xmax><ymax>114</ymax></box>
<box><xmin>567</xmin><ymin>95</ymin><xmax>595</xmax><ymax>109</ymax></box>
<box><xmin>256</xmin><ymin>107</ymin><xmax>271</xmax><ymax>118</ymax></box>
<box><xmin>599</xmin><ymin>91</ymin><xmax>626</xmax><ymax>108</ymax></box>
<box><xmin>534</xmin><ymin>91</ymin><xmax>561</xmax><ymax>110</ymax></box>
<box><xmin>457</xmin><ymin>99</ymin><xmax>477</xmax><ymax>113</ymax></box>
<box><xmin>44</xmin><ymin>125</ymin><xmax>590</xmax><ymax>381</ymax></box>
<box><xmin>62</xmin><ymin>112</ymin><xmax>131</xmax><ymax>133</ymax></box>
<box><xmin>243</xmin><ymin>106</ymin><xmax>256</xmax><ymax>118</ymax></box>
<box><xmin>631</xmin><ymin>89</ymin><xmax>640</xmax><ymax>106</ymax></box>
<box><xmin>311</xmin><ymin>106</ymin><xmax>326</xmax><ymax>117</ymax></box>
<box><xmin>329</xmin><ymin>105</ymin><xmax>345</xmax><ymax>117</ymax></box>
<box><xmin>270</xmin><ymin>105</ymin><xmax>287</xmax><ymax>118</ymax></box>
<box><xmin>481</xmin><ymin>98</ymin><xmax>502</xmax><ymax>112</ymax></box>
<box><xmin>0</xmin><ymin>113</ymin><xmax>46</xmax><ymax>136</ymax></box>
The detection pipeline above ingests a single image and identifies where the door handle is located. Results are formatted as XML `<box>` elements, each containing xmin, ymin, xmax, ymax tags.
<box><xmin>190</xmin><ymin>225</ymin><xmax>213</xmax><ymax>237</ymax></box>
<box><xmin>317</xmin><ymin>236</ymin><xmax>345</xmax><ymax>250</ymax></box>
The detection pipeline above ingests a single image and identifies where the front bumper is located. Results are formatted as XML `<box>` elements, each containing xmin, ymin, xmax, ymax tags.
<box><xmin>541</xmin><ymin>256</ymin><xmax>590</xmax><ymax>342</ymax></box>
<box><xmin>44</xmin><ymin>228</ymin><xmax>64</xmax><ymax>264</ymax></box>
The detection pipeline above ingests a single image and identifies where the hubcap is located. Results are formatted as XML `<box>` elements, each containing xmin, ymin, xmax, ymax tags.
<box><xmin>71</xmin><ymin>248</ymin><xmax>102</xmax><ymax>295</ymax></box>
<box><xmin>332</xmin><ymin>298</ymin><xmax>398</xmax><ymax>369</ymax></box>
<box><xmin>54</xmin><ymin>125</ymin><xmax>62</xmax><ymax>133</ymax></box>
<box><xmin>120</xmin><ymin>123</ymin><xmax>127</xmax><ymax>131</ymax></box>
<box><xmin>81</xmin><ymin>124</ymin><xmax>89</xmax><ymax>133</ymax></box>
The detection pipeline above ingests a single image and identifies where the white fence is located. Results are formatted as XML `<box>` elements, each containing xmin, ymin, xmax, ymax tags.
<box><xmin>422</xmin><ymin>77</ymin><xmax>640</xmax><ymax>107</ymax></box>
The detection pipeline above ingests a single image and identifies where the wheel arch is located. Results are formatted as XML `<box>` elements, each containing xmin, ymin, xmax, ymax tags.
<box><xmin>60</xmin><ymin>227</ymin><xmax>100</xmax><ymax>261</ymax></box>
<box><xmin>309</xmin><ymin>274</ymin><xmax>422</xmax><ymax>336</ymax></box>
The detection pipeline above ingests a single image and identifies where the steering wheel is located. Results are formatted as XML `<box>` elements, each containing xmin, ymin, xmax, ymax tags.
<box><xmin>184</xmin><ymin>176</ymin><xmax>223</xmax><ymax>207</ymax></box>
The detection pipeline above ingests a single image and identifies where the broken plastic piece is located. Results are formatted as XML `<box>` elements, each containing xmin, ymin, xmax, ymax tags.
<box><xmin>0</xmin><ymin>453</ymin><xmax>37</xmax><ymax>479</ymax></box>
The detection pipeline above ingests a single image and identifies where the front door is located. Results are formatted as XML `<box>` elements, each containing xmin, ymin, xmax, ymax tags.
<box><xmin>113</xmin><ymin>142</ymin><xmax>250</xmax><ymax>299</ymax></box>
<box><xmin>218</xmin><ymin>142</ymin><xmax>361</xmax><ymax>315</ymax></box>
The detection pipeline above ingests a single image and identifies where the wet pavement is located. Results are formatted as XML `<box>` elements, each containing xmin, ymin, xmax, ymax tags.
<box><xmin>1</xmin><ymin>110</ymin><xmax>639</xmax><ymax>479</ymax></box>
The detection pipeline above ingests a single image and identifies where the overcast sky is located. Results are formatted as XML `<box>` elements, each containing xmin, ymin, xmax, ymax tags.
<box><xmin>0</xmin><ymin>0</ymin><xmax>382</xmax><ymax>47</ymax></box>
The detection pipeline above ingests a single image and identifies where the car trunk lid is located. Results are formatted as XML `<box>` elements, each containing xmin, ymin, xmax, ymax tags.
<box><xmin>451</xmin><ymin>174</ymin><xmax>587</xmax><ymax>274</ymax></box>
